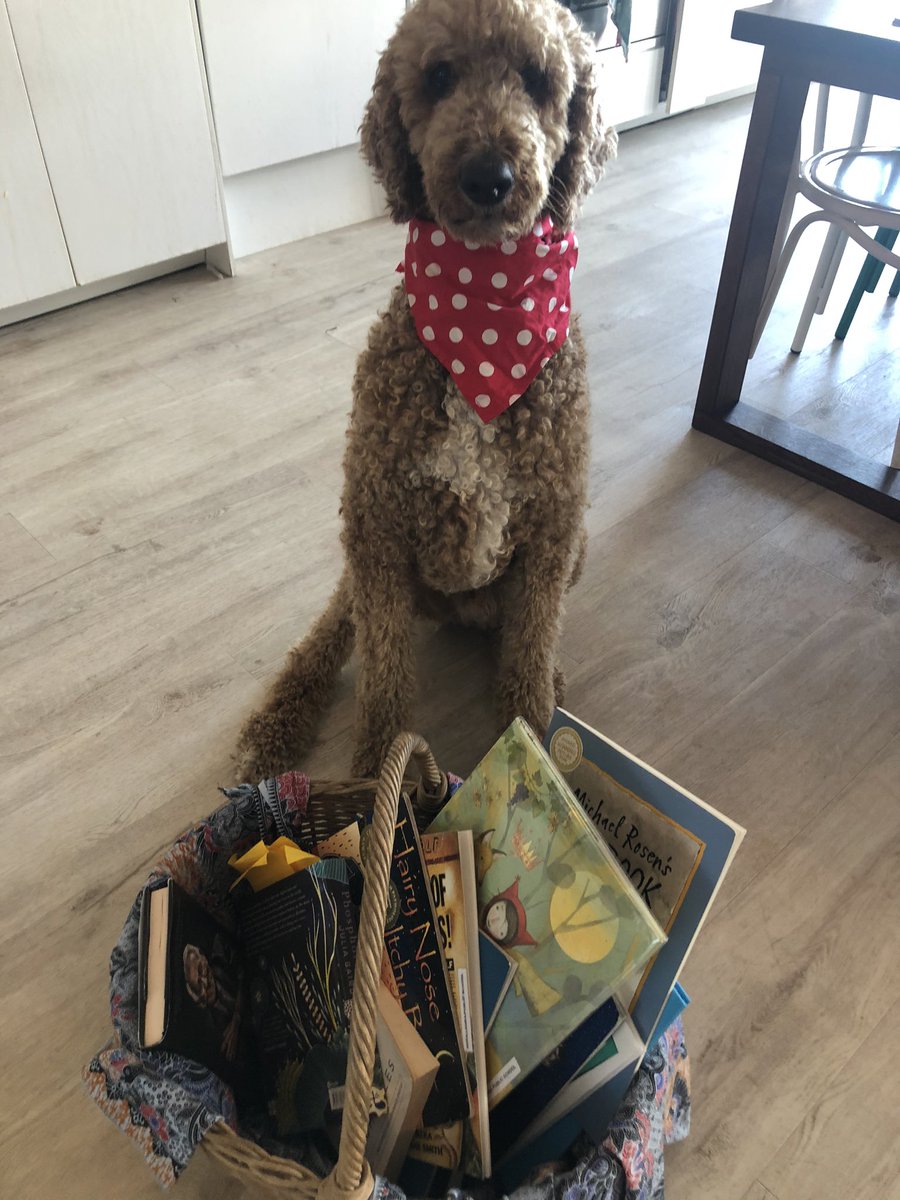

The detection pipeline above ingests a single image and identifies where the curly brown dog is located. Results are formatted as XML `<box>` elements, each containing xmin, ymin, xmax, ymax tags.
<box><xmin>236</xmin><ymin>0</ymin><xmax>616</xmax><ymax>779</ymax></box>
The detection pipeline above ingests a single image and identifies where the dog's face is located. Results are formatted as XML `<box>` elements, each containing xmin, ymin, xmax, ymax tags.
<box><xmin>360</xmin><ymin>0</ymin><xmax>616</xmax><ymax>243</ymax></box>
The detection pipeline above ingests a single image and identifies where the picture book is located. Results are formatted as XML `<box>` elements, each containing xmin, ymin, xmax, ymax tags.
<box><xmin>489</xmin><ymin>995</ymin><xmax>619</xmax><ymax>1164</ymax></box>
<box><xmin>237</xmin><ymin>857</ymin><xmax>369</xmax><ymax>1139</ymax></box>
<box><xmin>376</xmin><ymin>794</ymin><xmax>471</xmax><ymax>1128</ymax></box>
<box><xmin>427</xmin><ymin>719</ymin><xmax>665</xmax><ymax>1107</ymax></box>
<box><xmin>479</xmin><ymin>931</ymin><xmax>517</xmax><ymax>1038</ymax></box>
<box><xmin>545</xmin><ymin>708</ymin><xmax>744</xmax><ymax>1042</ymax></box>
<box><xmin>507</xmin><ymin>984</ymin><xmax>691</xmax><ymax>1175</ymax></box>
<box><xmin>511</xmin><ymin>1013</ymin><xmax>644</xmax><ymax>1156</ymax></box>
<box><xmin>366</xmin><ymin>983</ymin><xmax>440</xmax><ymax>1179</ymax></box>
<box><xmin>499</xmin><ymin>1015</ymin><xmax>643</xmax><ymax>1175</ymax></box>
<box><xmin>138</xmin><ymin>878</ymin><xmax>248</xmax><ymax>1088</ymax></box>
<box><xmin>413</xmin><ymin>829</ymin><xmax>491</xmax><ymax>1177</ymax></box>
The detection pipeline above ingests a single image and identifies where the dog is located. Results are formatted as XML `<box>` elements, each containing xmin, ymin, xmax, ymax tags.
<box><xmin>236</xmin><ymin>0</ymin><xmax>616</xmax><ymax>779</ymax></box>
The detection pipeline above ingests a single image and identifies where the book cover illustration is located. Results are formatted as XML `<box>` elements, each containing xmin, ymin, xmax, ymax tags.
<box><xmin>479</xmin><ymin>930</ymin><xmax>517</xmax><ymax>1038</ymax></box>
<box><xmin>138</xmin><ymin>879</ymin><xmax>247</xmax><ymax>1088</ymax></box>
<box><xmin>427</xmin><ymin>719</ymin><xmax>665</xmax><ymax>1106</ymax></box>
<box><xmin>371</xmin><ymin>795</ymin><xmax>471</xmax><ymax>1128</ymax></box>
<box><xmin>414</xmin><ymin>830</ymin><xmax>491</xmax><ymax>1177</ymax></box>
<box><xmin>545</xmin><ymin>708</ymin><xmax>744</xmax><ymax>1041</ymax></box>
<box><xmin>238</xmin><ymin>857</ymin><xmax>377</xmax><ymax>1138</ymax></box>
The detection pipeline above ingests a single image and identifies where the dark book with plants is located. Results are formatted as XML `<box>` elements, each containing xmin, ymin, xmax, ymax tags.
<box><xmin>237</xmin><ymin>857</ymin><xmax>367</xmax><ymax>1139</ymax></box>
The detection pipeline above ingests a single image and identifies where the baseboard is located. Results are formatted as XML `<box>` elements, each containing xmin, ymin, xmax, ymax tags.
<box><xmin>0</xmin><ymin>252</ymin><xmax>209</xmax><ymax>329</ymax></box>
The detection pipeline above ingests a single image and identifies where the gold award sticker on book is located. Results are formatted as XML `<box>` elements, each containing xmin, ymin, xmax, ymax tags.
<box><xmin>550</xmin><ymin>726</ymin><xmax>583</xmax><ymax>773</ymax></box>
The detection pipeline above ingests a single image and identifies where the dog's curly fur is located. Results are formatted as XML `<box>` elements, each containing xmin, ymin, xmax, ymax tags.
<box><xmin>236</xmin><ymin>0</ymin><xmax>616</xmax><ymax>778</ymax></box>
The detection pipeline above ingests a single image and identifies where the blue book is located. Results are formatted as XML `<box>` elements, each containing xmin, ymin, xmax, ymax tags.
<box><xmin>489</xmin><ymin>997</ymin><xmax>619</xmax><ymax>1164</ymax></box>
<box><xmin>648</xmin><ymin>981</ymin><xmax>690</xmax><ymax>1046</ymax></box>
<box><xmin>544</xmin><ymin>709</ymin><xmax>744</xmax><ymax>1043</ymax></box>
<box><xmin>500</xmin><ymin>986</ymin><xmax>691</xmax><ymax>1181</ymax></box>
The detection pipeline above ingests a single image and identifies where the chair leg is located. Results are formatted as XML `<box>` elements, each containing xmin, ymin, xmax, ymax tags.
<box><xmin>814</xmin><ymin>227</ymin><xmax>849</xmax><ymax>315</ymax></box>
<box><xmin>892</xmin><ymin>419</ymin><xmax>900</xmax><ymax>470</ymax></box>
<box><xmin>835</xmin><ymin>228</ymin><xmax>899</xmax><ymax>341</ymax></box>
<box><xmin>791</xmin><ymin>230</ymin><xmax>844</xmax><ymax>353</ymax></box>
<box><xmin>890</xmin><ymin>270</ymin><xmax>900</xmax><ymax>299</ymax></box>
<box><xmin>750</xmin><ymin>212</ymin><xmax>822</xmax><ymax>358</ymax></box>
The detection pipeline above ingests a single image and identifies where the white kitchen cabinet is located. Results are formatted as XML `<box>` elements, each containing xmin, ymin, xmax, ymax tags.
<box><xmin>197</xmin><ymin>0</ymin><xmax>405</xmax><ymax>175</ymax></box>
<box><xmin>0</xmin><ymin>3</ymin><xmax>74</xmax><ymax>309</ymax></box>
<box><xmin>667</xmin><ymin>0</ymin><xmax>763</xmax><ymax>115</ymax></box>
<box><xmin>5</xmin><ymin>0</ymin><xmax>227</xmax><ymax>288</ymax></box>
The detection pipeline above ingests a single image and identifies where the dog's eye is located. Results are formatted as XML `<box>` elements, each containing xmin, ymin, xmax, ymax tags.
<box><xmin>424</xmin><ymin>60</ymin><xmax>456</xmax><ymax>102</ymax></box>
<box><xmin>521</xmin><ymin>62</ymin><xmax>550</xmax><ymax>104</ymax></box>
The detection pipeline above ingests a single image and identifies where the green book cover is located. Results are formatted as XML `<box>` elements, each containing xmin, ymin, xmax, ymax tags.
<box><xmin>427</xmin><ymin>719</ymin><xmax>665</xmax><ymax>1106</ymax></box>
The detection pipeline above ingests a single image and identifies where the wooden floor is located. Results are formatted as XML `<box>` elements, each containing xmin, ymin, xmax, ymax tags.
<box><xmin>2</xmin><ymin>95</ymin><xmax>898</xmax><ymax>1200</ymax></box>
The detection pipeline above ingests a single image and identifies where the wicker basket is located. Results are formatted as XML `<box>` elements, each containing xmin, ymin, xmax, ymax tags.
<box><xmin>200</xmin><ymin>732</ymin><xmax>448</xmax><ymax>1200</ymax></box>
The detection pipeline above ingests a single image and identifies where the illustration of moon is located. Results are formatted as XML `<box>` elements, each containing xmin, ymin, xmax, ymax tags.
<box><xmin>549</xmin><ymin>870</ymin><xmax>619</xmax><ymax>963</ymax></box>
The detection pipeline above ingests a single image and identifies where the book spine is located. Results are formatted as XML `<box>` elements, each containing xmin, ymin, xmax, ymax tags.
<box><xmin>383</xmin><ymin>801</ymin><xmax>470</xmax><ymax>1127</ymax></box>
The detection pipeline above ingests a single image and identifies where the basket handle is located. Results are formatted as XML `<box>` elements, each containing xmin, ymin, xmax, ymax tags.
<box><xmin>317</xmin><ymin>733</ymin><xmax>443</xmax><ymax>1200</ymax></box>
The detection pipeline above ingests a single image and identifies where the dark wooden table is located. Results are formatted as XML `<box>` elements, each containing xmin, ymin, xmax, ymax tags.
<box><xmin>692</xmin><ymin>0</ymin><xmax>900</xmax><ymax>520</ymax></box>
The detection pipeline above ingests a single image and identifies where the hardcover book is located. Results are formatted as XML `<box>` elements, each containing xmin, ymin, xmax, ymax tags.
<box><xmin>427</xmin><ymin>719</ymin><xmax>665</xmax><ymax>1106</ymax></box>
<box><xmin>375</xmin><ymin>794</ymin><xmax>471</xmax><ymax>1128</ymax></box>
<box><xmin>237</xmin><ymin>858</ymin><xmax>367</xmax><ymax>1138</ymax></box>
<box><xmin>138</xmin><ymin>878</ymin><xmax>247</xmax><ymax>1088</ymax></box>
<box><xmin>544</xmin><ymin>708</ymin><xmax>744</xmax><ymax>1042</ymax></box>
<box><xmin>413</xmin><ymin>829</ymin><xmax>491</xmax><ymax>1177</ymax></box>
<box><xmin>501</xmin><ymin>1013</ymin><xmax>644</xmax><ymax>1169</ymax></box>
<box><xmin>489</xmin><ymin>995</ymin><xmax>619</xmax><ymax>1164</ymax></box>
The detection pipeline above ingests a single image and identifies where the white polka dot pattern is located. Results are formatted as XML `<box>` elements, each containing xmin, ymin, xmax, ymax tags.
<box><xmin>401</xmin><ymin>214</ymin><xmax>578</xmax><ymax>423</ymax></box>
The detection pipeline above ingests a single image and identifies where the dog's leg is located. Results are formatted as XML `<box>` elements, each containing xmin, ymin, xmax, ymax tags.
<box><xmin>234</xmin><ymin>570</ymin><xmax>354</xmax><ymax>781</ymax></box>
<box><xmin>350</xmin><ymin>557</ymin><xmax>416</xmax><ymax>777</ymax></box>
<box><xmin>496</xmin><ymin>540</ymin><xmax>574</xmax><ymax>738</ymax></box>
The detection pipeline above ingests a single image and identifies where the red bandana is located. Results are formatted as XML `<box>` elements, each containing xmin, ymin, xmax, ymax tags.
<box><xmin>399</xmin><ymin>217</ymin><xmax>578</xmax><ymax>423</ymax></box>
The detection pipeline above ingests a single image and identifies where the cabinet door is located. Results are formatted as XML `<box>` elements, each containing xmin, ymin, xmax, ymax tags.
<box><xmin>6</xmin><ymin>0</ymin><xmax>226</xmax><ymax>286</ymax></box>
<box><xmin>0</xmin><ymin>2</ymin><xmax>74</xmax><ymax>309</ymax></box>
<box><xmin>197</xmin><ymin>0</ymin><xmax>406</xmax><ymax>176</ymax></box>
<box><xmin>668</xmin><ymin>0</ymin><xmax>763</xmax><ymax>115</ymax></box>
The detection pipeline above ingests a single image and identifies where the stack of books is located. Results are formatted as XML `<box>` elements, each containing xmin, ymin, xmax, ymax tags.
<box><xmin>135</xmin><ymin>710</ymin><xmax>742</xmax><ymax>1186</ymax></box>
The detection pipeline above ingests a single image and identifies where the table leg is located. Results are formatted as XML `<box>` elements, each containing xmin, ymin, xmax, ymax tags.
<box><xmin>694</xmin><ymin>58</ymin><xmax>809</xmax><ymax>417</ymax></box>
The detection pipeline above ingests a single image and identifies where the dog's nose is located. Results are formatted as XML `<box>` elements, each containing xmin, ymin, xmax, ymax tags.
<box><xmin>459</xmin><ymin>153</ymin><xmax>514</xmax><ymax>207</ymax></box>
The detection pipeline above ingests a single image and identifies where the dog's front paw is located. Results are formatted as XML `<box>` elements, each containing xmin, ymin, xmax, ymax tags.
<box><xmin>498</xmin><ymin>671</ymin><xmax>556</xmax><ymax>739</ymax></box>
<box><xmin>234</xmin><ymin>710</ymin><xmax>298</xmax><ymax>782</ymax></box>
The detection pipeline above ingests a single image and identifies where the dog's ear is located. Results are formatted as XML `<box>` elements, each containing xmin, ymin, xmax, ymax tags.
<box><xmin>360</xmin><ymin>46</ymin><xmax>426</xmax><ymax>223</ymax></box>
<box><xmin>548</xmin><ymin>33</ymin><xmax>617</xmax><ymax>229</ymax></box>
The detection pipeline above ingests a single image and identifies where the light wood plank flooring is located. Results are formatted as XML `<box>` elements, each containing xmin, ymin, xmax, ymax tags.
<box><xmin>1</xmin><ymin>96</ymin><xmax>898</xmax><ymax>1200</ymax></box>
